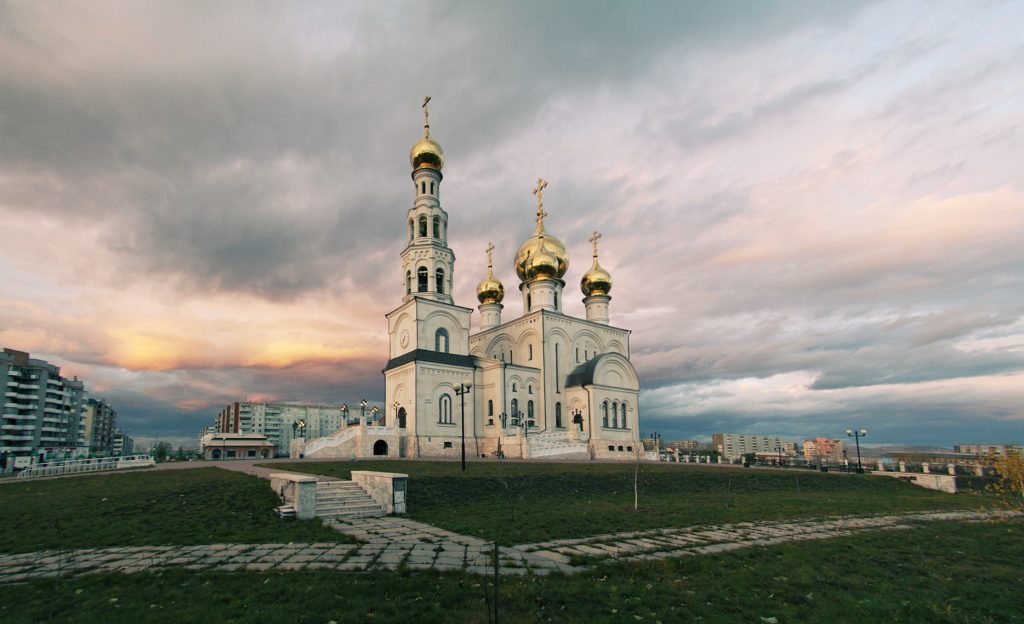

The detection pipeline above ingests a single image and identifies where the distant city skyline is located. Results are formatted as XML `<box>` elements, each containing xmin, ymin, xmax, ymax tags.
<box><xmin>2</xmin><ymin>1</ymin><xmax>1022</xmax><ymax>447</ymax></box>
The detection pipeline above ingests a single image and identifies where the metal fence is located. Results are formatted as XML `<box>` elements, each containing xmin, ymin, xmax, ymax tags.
<box><xmin>16</xmin><ymin>454</ymin><xmax>155</xmax><ymax>479</ymax></box>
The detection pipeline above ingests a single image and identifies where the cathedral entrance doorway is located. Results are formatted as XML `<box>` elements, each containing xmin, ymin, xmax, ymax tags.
<box><xmin>397</xmin><ymin>407</ymin><xmax>407</xmax><ymax>429</ymax></box>
<box><xmin>373</xmin><ymin>440</ymin><xmax>388</xmax><ymax>456</ymax></box>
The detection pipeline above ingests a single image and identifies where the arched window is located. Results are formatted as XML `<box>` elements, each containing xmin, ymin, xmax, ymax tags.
<box><xmin>438</xmin><ymin>394</ymin><xmax>452</xmax><ymax>424</ymax></box>
<box><xmin>488</xmin><ymin>400</ymin><xmax>493</xmax><ymax>416</ymax></box>
<box><xmin>436</xmin><ymin>268</ymin><xmax>445</xmax><ymax>294</ymax></box>
<box><xmin>421</xmin><ymin>181</ymin><xmax>426</xmax><ymax>194</ymax></box>
<box><xmin>528</xmin><ymin>344</ymin><xmax>533</xmax><ymax>360</ymax></box>
<box><xmin>511</xmin><ymin>398</ymin><xmax>519</xmax><ymax>422</ymax></box>
<box><xmin>527</xmin><ymin>400</ymin><xmax>534</xmax><ymax>425</ymax></box>
<box><xmin>528</xmin><ymin>385</ymin><xmax>533</xmax><ymax>395</ymax></box>
<box><xmin>554</xmin><ymin>292</ymin><xmax>558</xmax><ymax>310</ymax></box>
<box><xmin>620</xmin><ymin>402</ymin><xmax>627</xmax><ymax>429</ymax></box>
<box><xmin>433</xmin><ymin>216</ymin><xmax>441</xmax><ymax>238</ymax></box>
<box><xmin>430</xmin><ymin>181</ymin><xmax>435</xmax><ymax>194</ymax></box>
<box><xmin>555</xmin><ymin>402</ymin><xmax>562</xmax><ymax>428</ymax></box>
<box><xmin>419</xmin><ymin>216</ymin><xmax>428</xmax><ymax>237</ymax></box>
<box><xmin>435</xmin><ymin>327</ymin><xmax>449</xmax><ymax>353</ymax></box>
<box><xmin>417</xmin><ymin>267</ymin><xmax>428</xmax><ymax>292</ymax></box>
<box><xmin>602</xmin><ymin>401</ymin><xmax>609</xmax><ymax>428</ymax></box>
<box><xmin>405</xmin><ymin>271</ymin><xmax>412</xmax><ymax>295</ymax></box>
<box><xmin>409</xmin><ymin>219</ymin><xmax>414</xmax><ymax>240</ymax></box>
<box><xmin>527</xmin><ymin>294</ymin><xmax>532</xmax><ymax>310</ymax></box>
<box><xmin>612</xmin><ymin>402</ymin><xmax>619</xmax><ymax>428</ymax></box>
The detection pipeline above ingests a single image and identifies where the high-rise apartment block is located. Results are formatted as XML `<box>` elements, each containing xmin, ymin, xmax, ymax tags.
<box><xmin>712</xmin><ymin>432</ymin><xmax>790</xmax><ymax>460</ymax></box>
<box><xmin>82</xmin><ymin>398</ymin><xmax>118</xmax><ymax>455</ymax></box>
<box><xmin>802</xmin><ymin>437</ymin><xmax>844</xmax><ymax>463</ymax></box>
<box><xmin>1</xmin><ymin>348</ymin><xmax>89</xmax><ymax>462</ymax></box>
<box><xmin>112</xmin><ymin>429</ymin><xmax>134</xmax><ymax>456</ymax></box>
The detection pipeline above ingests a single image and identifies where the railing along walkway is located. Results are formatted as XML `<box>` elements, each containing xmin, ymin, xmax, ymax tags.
<box><xmin>16</xmin><ymin>454</ymin><xmax>155</xmax><ymax>479</ymax></box>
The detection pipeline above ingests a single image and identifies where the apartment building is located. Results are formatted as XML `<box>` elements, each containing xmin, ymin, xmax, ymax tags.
<box><xmin>712</xmin><ymin>432</ymin><xmax>790</xmax><ymax>460</ymax></box>
<box><xmin>803</xmin><ymin>437</ymin><xmax>845</xmax><ymax>463</ymax></box>
<box><xmin>1</xmin><ymin>348</ymin><xmax>89</xmax><ymax>462</ymax></box>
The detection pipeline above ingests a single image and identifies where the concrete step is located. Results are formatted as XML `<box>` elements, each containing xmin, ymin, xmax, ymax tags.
<box><xmin>311</xmin><ymin>479</ymin><xmax>385</xmax><ymax>519</ymax></box>
<box><xmin>316</xmin><ymin>501</ymin><xmax>382</xmax><ymax>514</ymax></box>
<box><xmin>276</xmin><ymin>504</ymin><xmax>296</xmax><ymax>519</ymax></box>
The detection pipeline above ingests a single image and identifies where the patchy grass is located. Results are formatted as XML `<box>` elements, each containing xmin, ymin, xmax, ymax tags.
<box><xmin>273</xmin><ymin>460</ymin><xmax>988</xmax><ymax>544</ymax></box>
<box><xmin>2</xmin><ymin>519</ymin><xmax>1020</xmax><ymax>624</ymax></box>
<box><xmin>0</xmin><ymin>468</ymin><xmax>347</xmax><ymax>553</ymax></box>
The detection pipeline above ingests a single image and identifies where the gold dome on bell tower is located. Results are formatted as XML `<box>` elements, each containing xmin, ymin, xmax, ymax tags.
<box><xmin>581</xmin><ymin>230</ymin><xmax>612</xmax><ymax>297</ymax></box>
<box><xmin>477</xmin><ymin>243</ymin><xmax>505</xmax><ymax>304</ymax></box>
<box><xmin>514</xmin><ymin>178</ymin><xmax>569</xmax><ymax>282</ymax></box>
<box><xmin>410</xmin><ymin>96</ymin><xmax>444</xmax><ymax>171</ymax></box>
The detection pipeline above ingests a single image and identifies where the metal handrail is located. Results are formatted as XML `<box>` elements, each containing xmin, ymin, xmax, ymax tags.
<box><xmin>16</xmin><ymin>454</ymin><xmax>155</xmax><ymax>479</ymax></box>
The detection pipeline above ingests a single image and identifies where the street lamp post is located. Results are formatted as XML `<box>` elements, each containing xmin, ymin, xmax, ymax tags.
<box><xmin>392</xmin><ymin>402</ymin><xmax>400</xmax><ymax>428</ymax></box>
<box><xmin>846</xmin><ymin>428</ymin><xmax>867</xmax><ymax>472</ymax></box>
<box><xmin>341</xmin><ymin>404</ymin><xmax>348</xmax><ymax>425</ymax></box>
<box><xmin>371</xmin><ymin>406</ymin><xmax>380</xmax><ymax>425</ymax></box>
<box><xmin>455</xmin><ymin>379</ymin><xmax>473</xmax><ymax>472</ymax></box>
<box><xmin>360</xmin><ymin>399</ymin><xmax>367</xmax><ymax>424</ymax></box>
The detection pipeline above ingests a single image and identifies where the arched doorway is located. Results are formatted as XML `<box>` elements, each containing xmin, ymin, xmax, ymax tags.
<box><xmin>397</xmin><ymin>407</ymin><xmax>407</xmax><ymax>429</ymax></box>
<box><xmin>211</xmin><ymin>449</ymin><xmax>222</xmax><ymax>460</ymax></box>
<box><xmin>373</xmin><ymin>440</ymin><xmax>388</xmax><ymax>456</ymax></box>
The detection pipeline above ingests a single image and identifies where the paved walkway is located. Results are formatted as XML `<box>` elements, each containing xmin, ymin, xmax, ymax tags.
<box><xmin>0</xmin><ymin>510</ymin><xmax>1009</xmax><ymax>584</ymax></box>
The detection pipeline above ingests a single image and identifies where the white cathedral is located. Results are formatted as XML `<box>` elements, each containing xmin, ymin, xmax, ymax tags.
<box><xmin>379</xmin><ymin>100</ymin><xmax>641</xmax><ymax>461</ymax></box>
<box><xmin>301</xmin><ymin>101</ymin><xmax>641</xmax><ymax>461</ymax></box>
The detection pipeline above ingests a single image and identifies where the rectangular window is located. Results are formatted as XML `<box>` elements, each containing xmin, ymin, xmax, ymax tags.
<box><xmin>443</xmin><ymin>441</ymin><xmax>453</xmax><ymax>449</ymax></box>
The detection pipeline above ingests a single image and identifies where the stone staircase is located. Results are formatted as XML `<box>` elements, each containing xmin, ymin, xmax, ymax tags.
<box><xmin>527</xmin><ymin>432</ymin><xmax>590</xmax><ymax>459</ymax></box>
<box><xmin>314</xmin><ymin>481</ymin><xmax>385</xmax><ymax>520</ymax></box>
<box><xmin>303</xmin><ymin>426</ymin><xmax>360</xmax><ymax>457</ymax></box>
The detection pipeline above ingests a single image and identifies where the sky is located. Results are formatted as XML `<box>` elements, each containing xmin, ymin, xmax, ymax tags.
<box><xmin>1</xmin><ymin>0</ymin><xmax>1022</xmax><ymax>449</ymax></box>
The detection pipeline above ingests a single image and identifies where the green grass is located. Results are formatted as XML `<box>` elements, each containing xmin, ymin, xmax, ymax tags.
<box><xmin>2</xmin><ymin>519</ymin><xmax>1020</xmax><ymax>624</ymax></box>
<box><xmin>273</xmin><ymin>460</ymin><xmax>988</xmax><ymax>544</ymax></box>
<box><xmin>0</xmin><ymin>468</ymin><xmax>347</xmax><ymax>553</ymax></box>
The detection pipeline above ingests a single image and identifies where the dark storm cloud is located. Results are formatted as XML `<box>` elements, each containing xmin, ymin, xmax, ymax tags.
<box><xmin>0</xmin><ymin>0</ymin><xmax>869</xmax><ymax>302</ymax></box>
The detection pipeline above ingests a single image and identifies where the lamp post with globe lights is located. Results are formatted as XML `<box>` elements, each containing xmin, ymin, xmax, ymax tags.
<box><xmin>455</xmin><ymin>379</ymin><xmax>473</xmax><ymax>471</ymax></box>
<box><xmin>360</xmin><ymin>399</ymin><xmax>368</xmax><ymax>424</ymax></box>
<box><xmin>846</xmin><ymin>428</ymin><xmax>867</xmax><ymax>473</ymax></box>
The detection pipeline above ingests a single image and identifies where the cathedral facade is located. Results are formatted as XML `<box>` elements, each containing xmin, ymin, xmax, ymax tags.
<box><xmin>382</xmin><ymin>102</ymin><xmax>641</xmax><ymax>460</ymax></box>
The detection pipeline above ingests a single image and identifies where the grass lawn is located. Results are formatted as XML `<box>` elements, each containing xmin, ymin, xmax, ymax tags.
<box><xmin>2</xmin><ymin>519</ymin><xmax>1020</xmax><ymax>624</ymax></box>
<box><xmin>0</xmin><ymin>468</ymin><xmax>347</xmax><ymax>553</ymax></box>
<box><xmin>272</xmin><ymin>460</ymin><xmax>988</xmax><ymax>544</ymax></box>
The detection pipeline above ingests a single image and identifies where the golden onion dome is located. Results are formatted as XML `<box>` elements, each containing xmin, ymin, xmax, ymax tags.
<box><xmin>410</xmin><ymin>96</ymin><xmax>444</xmax><ymax>171</ymax></box>
<box><xmin>477</xmin><ymin>244</ymin><xmax>505</xmax><ymax>304</ymax></box>
<box><xmin>410</xmin><ymin>136</ymin><xmax>444</xmax><ymax>171</ymax></box>
<box><xmin>515</xmin><ymin>202</ymin><xmax>570</xmax><ymax>283</ymax></box>
<box><xmin>527</xmin><ymin>243</ymin><xmax>560</xmax><ymax>280</ymax></box>
<box><xmin>581</xmin><ymin>260</ymin><xmax>612</xmax><ymax>297</ymax></box>
<box><xmin>581</xmin><ymin>230</ymin><xmax>612</xmax><ymax>297</ymax></box>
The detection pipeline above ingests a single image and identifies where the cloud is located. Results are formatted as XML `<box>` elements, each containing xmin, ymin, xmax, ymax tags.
<box><xmin>1</xmin><ymin>0</ymin><xmax>1022</xmax><ymax>445</ymax></box>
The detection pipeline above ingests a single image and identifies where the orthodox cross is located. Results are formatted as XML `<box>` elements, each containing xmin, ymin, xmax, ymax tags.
<box><xmin>532</xmin><ymin>178</ymin><xmax>549</xmax><ymax>225</ymax></box>
<box><xmin>485</xmin><ymin>242</ymin><xmax>495</xmax><ymax>269</ymax></box>
<box><xmin>422</xmin><ymin>96</ymin><xmax>431</xmax><ymax>133</ymax></box>
<box><xmin>589</xmin><ymin>230</ymin><xmax>602</xmax><ymax>257</ymax></box>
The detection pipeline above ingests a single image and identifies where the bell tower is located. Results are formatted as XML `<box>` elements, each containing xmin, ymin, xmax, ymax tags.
<box><xmin>402</xmin><ymin>96</ymin><xmax>455</xmax><ymax>304</ymax></box>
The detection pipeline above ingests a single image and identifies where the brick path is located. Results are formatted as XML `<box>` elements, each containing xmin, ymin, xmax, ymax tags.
<box><xmin>0</xmin><ymin>510</ymin><xmax>1008</xmax><ymax>584</ymax></box>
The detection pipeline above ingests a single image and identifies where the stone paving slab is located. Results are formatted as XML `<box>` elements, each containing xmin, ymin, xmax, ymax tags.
<box><xmin>0</xmin><ymin>510</ymin><xmax>1015</xmax><ymax>584</ymax></box>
